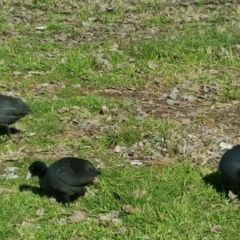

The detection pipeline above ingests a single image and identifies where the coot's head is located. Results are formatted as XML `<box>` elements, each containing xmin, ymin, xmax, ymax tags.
<box><xmin>26</xmin><ymin>161</ymin><xmax>47</xmax><ymax>180</ymax></box>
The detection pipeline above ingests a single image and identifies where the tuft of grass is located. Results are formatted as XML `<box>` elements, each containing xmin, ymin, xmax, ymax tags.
<box><xmin>130</xmin><ymin>27</ymin><xmax>240</xmax><ymax>66</ymax></box>
<box><xmin>99</xmin><ymin>118</ymin><xmax>181</xmax><ymax>150</ymax></box>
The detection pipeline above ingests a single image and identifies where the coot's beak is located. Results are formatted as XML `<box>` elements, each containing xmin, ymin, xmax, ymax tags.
<box><xmin>26</xmin><ymin>171</ymin><xmax>32</xmax><ymax>180</ymax></box>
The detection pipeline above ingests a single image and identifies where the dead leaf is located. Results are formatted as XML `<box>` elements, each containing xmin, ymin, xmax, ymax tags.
<box><xmin>184</xmin><ymin>95</ymin><xmax>196</xmax><ymax>102</ymax></box>
<box><xmin>73</xmin><ymin>84</ymin><xmax>81</xmax><ymax>88</ymax></box>
<box><xmin>13</xmin><ymin>71</ymin><xmax>22</xmax><ymax>76</ymax></box>
<box><xmin>4</xmin><ymin>167</ymin><xmax>18</xmax><ymax>173</ymax></box>
<box><xmin>100</xmin><ymin>211</ymin><xmax>119</xmax><ymax>222</ymax></box>
<box><xmin>132</xmin><ymin>189</ymin><xmax>147</xmax><ymax>199</ymax></box>
<box><xmin>49</xmin><ymin>197</ymin><xmax>57</xmax><ymax>204</ymax></box>
<box><xmin>35</xmin><ymin>26</ymin><xmax>47</xmax><ymax>30</ymax></box>
<box><xmin>228</xmin><ymin>190</ymin><xmax>238</xmax><ymax>200</ymax></box>
<box><xmin>115</xmin><ymin>226</ymin><xmax>127</xmax><ymax>235</ymax></box>
<box><xmin>100</xmin><ymin>105</ymin><xmax>109</xmax><ymax>115</ymax></box>
<box><xmin>58</xmin><ymin>107</ymin><xmax>69</xmax><ymax>113</ymax></box>
<box><xmin>168</xmin><ymin>93</ymin><xmax>177</xmax><ymax>100</ymax></box>
<box><xmin>84</xmin><ymin>188</ymin><xmax>99</xmax><ymax>198</ymax></box>
<box><xmin>139</xmin><ymin>235</ymin><xmax>150</xmax><ymax>240</ymax></box>
<box><xmin>68</xmin><ymin>211</ymin><xmax>88</xmax><ymax>223</ymax></box>
<box><xmin>57</xmin><ymin>218</ymin><xmax>67</xmax><ymax>225</ymax></box>
<box><xmin>207</xmin><ymin>46</ymin><xmax>212</xmax><ymax>55</ymax></box>
<box><xmin>122</xmin><ymin>204</ymin><xmax>138</xmax><ymax>214</ymax></box>
<box><xmin>36</xmin><ymin>207</ymin><xmax>44</xmax><ymax>216</ymax></box>
<box><xmin>219</xmin><ymin>142</ymin><xmax>232</xmax><ymax>150</ymax></box>
<box><xmin>106</xmin><ymin>116</ymin><xmax>112</xmax><ymax>121</ymax></box>
<box><xmin>109</xmin><ymin>44</ymin><xmax>119</xmax><ymax>52</ymax></box>
<box><xmin>112</xmin><ymin>218</ymin><xmax>122</xmax><ymax>224</ymax></box>
<box><xmin>21</xmin><ymin>221</ymin><xmax>40</xmax><ymax>228</ymax></box>
<box><xmin>130</xmin><ymin>160</ymin><xmax>143</xmax><ymax>166</ymax></box>
<box><xmin>82</xmin><ymin>21</ymin><xmax>91</xmax><ymax>27</ymax></box>
<box><xmin>114</xmin><ymin>145</ymin><xmax>122</xmax><ymax>153</ymax></box>
<box><xmin>148</xmin><ymin>61</ymin><xmax>157</xmax><ymax>70</ymax></box>
<box><xmin>211</xmin><ymin>225</ymin><xmax>223</xmax><ymax>233</ymax></box>
<box><xmin>209</xmin><ymin>69</ymin><xmax>219</xmax><ymax>74</ymax></box>
<box><xmin>2</xmin><ymin>167</ymin><xmax>19</xmax><ymax>179</ymax></box>
<box><xmin>4</xmin><ymin>152</ymin><xmax>20</xmax><ymax>161</ymax></box>
<box><xmin>28</xmin><ymin>132</ymin><xmax>36</xmax><ymax>137</ymax></box>
<box><xmin>203</xmin><ymin>85</ymin><xmax>210</xmax><ymax>93</ymax></box>
<box><xmin>166</xmin><ymin>99</ymin><xmax>175</xmax><ymax>105</ymax></box>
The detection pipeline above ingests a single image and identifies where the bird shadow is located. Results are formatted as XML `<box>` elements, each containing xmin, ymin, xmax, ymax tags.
<box><xmin>0</xmin><ymin>126</ymin><xmax>21</xmax><ymax>136</ymax></box>
<box><xmin>19</xmin><ymin>184</ymin><xmax>86</xmax><ymax>206</ymax></box>
<box><xmin>202</xmin><ymin>171</ymin><xmax>240</xmax><ymax>198</ymax></box>
<box><xmin>203</xmin><ymin>171</ymin><xmax>227</xmax><ymax>195</ymax></box>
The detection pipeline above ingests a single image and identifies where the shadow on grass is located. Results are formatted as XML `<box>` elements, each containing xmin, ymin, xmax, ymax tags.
<box><xmin>0</xmin><ymin>126</ymin><xmax>21</xmax><ymax>137</ymax></box>
<box><xmin>0</xmin><ymin>126</ymin><xmax>21</xmax><ymax>136</ymax></box>
<box><xmin>202</xmin><ymin>171</ymin><xmax>228</xmax><ymax>197</ymax></box>
<box><xmin>19</xmin><ymin>184</ymin><xmax>86</xmax><ymax>206</ymax></box>
<box><xmin>203</xmin><ymin>171</ymin><xmax>240</xmax><ymax>199</ymax></box>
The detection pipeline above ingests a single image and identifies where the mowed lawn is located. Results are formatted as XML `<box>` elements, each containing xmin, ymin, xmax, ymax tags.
<box><xmin>1</xmin><ymin>0</ymin><xmax>240</xmax><ymax>239</ymax></box>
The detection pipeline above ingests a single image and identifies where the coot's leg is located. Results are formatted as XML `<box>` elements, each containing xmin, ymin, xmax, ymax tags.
<box><xmin>65</xmin><ymin>194</ymin><xmax>70</xmax><ymax>207</ymax></box>
<box><xmin>226</xmin><ymin>181</ymin><xmax>230</xmax><ymax>191</ymax></box>
<box><xmin>6</xmin><ymin>125</ymin><xmax>18</xmax><ymax>143</ymax></box>
<box><xmin>3</xmin><ymin>124</ymin><xmax>18</xmax><ymax>143</ymax></box>
<box><xmin>5</xmin><ymin>124</ymin><xmax>12</xmax><ymax>139</ymax></box>
<box><xmin>0</xmin><ymin>124</ymin><xmax>13</xmax><ymax>140</ymax></box>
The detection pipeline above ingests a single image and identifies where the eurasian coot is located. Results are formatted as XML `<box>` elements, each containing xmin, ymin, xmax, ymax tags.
<box><xmin>219</xmin><ymin>145</ymin><xmax>240</xmax><ymax>186</ymax></box>
<box><xmin>0</xmin><ymin>94</ymin><xmax>32</xmax><ymax>139</ymax></box>
<box><xmin>26</xmin><ymin>157</ymin><xmax>101</xmax><ymax>205</ymax></box>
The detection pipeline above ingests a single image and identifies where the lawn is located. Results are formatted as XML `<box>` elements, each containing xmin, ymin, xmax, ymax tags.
<box><xmin>1</xmin><ymin>0</ymin><xmax>240</xmax><ymax>239</ymax></box>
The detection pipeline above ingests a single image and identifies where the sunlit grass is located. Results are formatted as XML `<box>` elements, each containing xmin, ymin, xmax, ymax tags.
<box><xmin>0</xmin><ymin>0</ymin><xmax>240</xmax><ymax>239</ymax></box>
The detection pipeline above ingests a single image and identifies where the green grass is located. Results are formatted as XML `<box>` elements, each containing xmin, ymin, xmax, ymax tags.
<box><xmin>1</xmin><ymin>163</ymin><xmax>239</xmax><ymax>239</ymax></box>
<box><xmin>0</xmin><ymin>0</ymin><xmax>240</xmax><ymax>239</ymax></box>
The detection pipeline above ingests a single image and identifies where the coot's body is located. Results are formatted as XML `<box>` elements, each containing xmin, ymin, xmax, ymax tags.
<box><xmin>219</xmin><ymin>145</ymin><xmax>240</xmax><ymax>185</ymax></box>
<box><xmin>0</xmin><ymin>94</ymin><xmax>32</xmax><ymax>138</ymax></box>
<box><xmin>27</xmin><ymin>157</ymin><xmax>100</xmax><ymax>205</ymax></box>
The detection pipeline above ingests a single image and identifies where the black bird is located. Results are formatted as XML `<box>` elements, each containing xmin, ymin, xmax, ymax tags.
<box><xmin>0</xmin><ymin>94</ymin><xmax>32</xmax><ymax>139</ymax></box>
<box><xmin>219</xmin><ymin>145</ymin><xmax>240</xmax><ymax>186</ymax></box>
<box><xmin>26</xmin><ymin>157</ymin><xmax>101</xmax><ymax>206</ymax></box>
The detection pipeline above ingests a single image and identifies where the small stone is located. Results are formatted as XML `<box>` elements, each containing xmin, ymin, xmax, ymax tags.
<box><xmin>130</xmin><ymin>160</ymin><xmax>143</xmax><ymax>166</ymax></box>
<box><xmin>100</xmin><ymin>105</ymin><xmax>109</xmax><ymax>115</ymax></box>
<box><xmin>114</xmin><ymin>145</ymin><xmax>122</xmax><ymax>153</ymax></box>
<box><xmin>219</xmin><ymin>142</ymin><xmax>232</xmax><ymax>150</ymax></box>
<box><xmin>35</xmin><ymin>26</ymin><xmax>47</xmax><ymax>30</ymax></box>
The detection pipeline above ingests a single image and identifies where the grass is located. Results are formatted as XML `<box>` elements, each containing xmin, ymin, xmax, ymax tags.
<box><xmin>1</xmin><ymin>163</ymin><xmax>239</xmax><ymax>239</ymax></box>
<box><xmin>0</xmin><ymin>0</ymin><xmax>240</xmax><ymax>239</ymax></box>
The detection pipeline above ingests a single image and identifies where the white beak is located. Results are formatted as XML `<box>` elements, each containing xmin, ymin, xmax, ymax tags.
<box><xmin>26</xmin><ymin>171</ymin><xmax>32</xmax><ymax>180</ymax></box>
